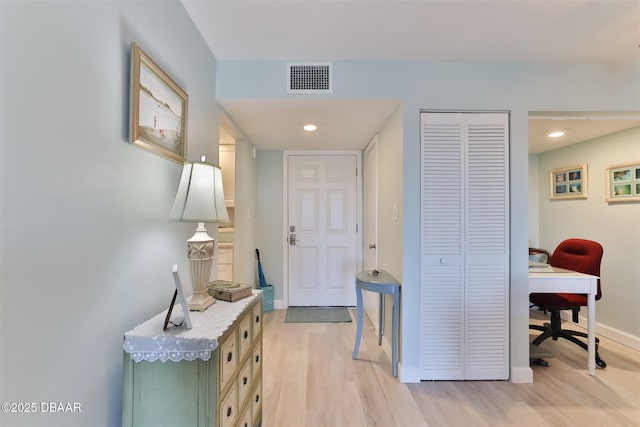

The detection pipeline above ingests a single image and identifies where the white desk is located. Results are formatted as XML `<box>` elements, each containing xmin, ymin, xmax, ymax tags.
<box><xmin>528</xmin><ymin>265</ymin><xmax>598</xmax><ymax>376</ymax></box>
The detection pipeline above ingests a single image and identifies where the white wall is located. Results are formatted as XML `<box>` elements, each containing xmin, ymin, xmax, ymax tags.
<box><xmin>0</xmin><ymin>2</ymin><xmax>218</xmax><ymax>425</ymax></box>
<box><xmin>218</xmin><ymin>59</ymin><xmax>639</xmax><ymax>382</ymax></box>
<box><xmin>535</xmin><ymin>127</ymin><xmax>640</xmax><ymax>341</ymax></box>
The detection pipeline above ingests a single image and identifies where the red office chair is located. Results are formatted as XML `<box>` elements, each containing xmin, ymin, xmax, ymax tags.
<box><xmin>530</xmin><ymin>238</ymin><xmax>606</xmax><ymax>368</ymax></box>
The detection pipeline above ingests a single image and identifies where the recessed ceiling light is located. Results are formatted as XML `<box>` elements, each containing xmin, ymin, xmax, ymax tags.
<box><xmin>303</xmin><ymin>123</ymin><xmax>318</xmax><ymax>132</ymax></box>
<box><xmin>546</xmin><ymin>130</ymin><xmax>566</xmax><ymax>139</ymax></box>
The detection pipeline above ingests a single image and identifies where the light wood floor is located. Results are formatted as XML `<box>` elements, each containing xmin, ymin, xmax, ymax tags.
<box><xmin>262</xmin><ymin>308</ymin><xmax>640</xmax><ymax>427</ymax></box>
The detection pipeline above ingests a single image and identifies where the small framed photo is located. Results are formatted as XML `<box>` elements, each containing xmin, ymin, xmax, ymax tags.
<box><xmin>164</xmin><ymin>264</ymin><xmax>192</xmax><ymax>331</ymax></box>
<box><xmin>130</xmin><ymin>42</ymin><xmax>188</xmax><ymax>164</ymax></box>
<box><xmin>605</xmin><ymin>161</ymin><xmax>640</xmax><ymax>203</ymax></box>
<box><xmin>549</xmin><ymin>164</ymin><xmax>588</xmax><ymax>200</ymax></box>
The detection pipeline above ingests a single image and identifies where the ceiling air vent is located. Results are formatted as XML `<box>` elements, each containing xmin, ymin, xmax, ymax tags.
<box><xmin>287</xmin><ymin>62</ymin><xmax>333</xmax><ymax>94</ymax></box>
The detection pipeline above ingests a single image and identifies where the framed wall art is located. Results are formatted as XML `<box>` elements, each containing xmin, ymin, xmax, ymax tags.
<box><xmin>130</xmin><ymin>42</ymin><xmax>188</xmax><ymax>163</ymax></box>
<box><xmin>549</xmin><ymin>164</ymin><xmax>588</xmax><ymax>200</ymax></box>
<box><xmin>605</xmin><ymin>161</ymin><xmax>640</xmax><ymax>203</ymax></box>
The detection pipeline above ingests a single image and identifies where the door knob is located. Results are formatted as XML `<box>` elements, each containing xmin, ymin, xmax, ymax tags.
<box><xmin>368</xmin><ymin>243</ymin><xmax>376</xmax><ymax>249</ymax></box>
<box><xmin>289</xmin><ymin>233</ymin><xmax>296</xmax><ymax>245</ymax></box>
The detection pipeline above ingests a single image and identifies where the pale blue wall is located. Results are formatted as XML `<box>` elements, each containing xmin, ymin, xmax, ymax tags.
<box><xmin>375</xmin><ymin>107</ymin><xmax>404</xmax><ymax>359</ymax></box>
<box><xmin>218</xmin><ymin>59</ymin><xmax>640</xmax><ymax>380</ymax></box>
<box><xmin>376</xmin><ymin>106</ymin><xmax>404</xmax><ymax>281</ymax></box>
<box><xmin>255</xmin><ymin>151</ymin><xmax>285</xmax><ymax>299</ymax></box>
<box><xmin>0</xmin><ymin>1</ymin><xmax>218</xmax><ymax>425</ymax></box>
<box><xmin>528</xmin><ymin>153</ymin><xmax>542</xmax><ymax>248</ymax></box>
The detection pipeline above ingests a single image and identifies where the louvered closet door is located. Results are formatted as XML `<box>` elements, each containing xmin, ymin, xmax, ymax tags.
<box><xmin>420</xmin><ymin>112</ymin><xmax>509</xmax><ymax>380</ymax></box>
<box><xmin>420</xmin><ymin>116</ymin><xmax>465</xmax><ymax>380</ymax></box>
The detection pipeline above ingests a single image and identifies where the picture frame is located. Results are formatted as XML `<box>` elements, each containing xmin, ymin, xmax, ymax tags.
<box><xmin>130</xmin><ymin>42</ymin><xmax>188</xmax><ymax>164</ymax></box>
<box><xmin>605</xmin><ymin>161</ymin><xmax>640</xmax><ymax>203</ymax></box>
<box><xmin>163</xmin><ymin>264</ymin><xmax>192</xmax><ymax>331</ymax></box>
<box><xmin>549</xmin><ymin>164</ymin><xmax>588</xmax><ymax>200</ymax></box>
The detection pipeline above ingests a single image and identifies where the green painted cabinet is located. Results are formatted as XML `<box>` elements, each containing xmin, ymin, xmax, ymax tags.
<box><xmin>122</xmin><ymin>295</ymin><xmax>263</xmax><ymax>427</ymax></box>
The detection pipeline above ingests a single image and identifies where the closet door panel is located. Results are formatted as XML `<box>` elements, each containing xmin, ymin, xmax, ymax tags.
<box><xmin>421</xmin><ymin>121</ymin><xmax>463</xmax><ymax>256</ymax></box>
<box><xmin>465</xmin><ymin>263</ymin><xmax>509</xmax><ymax>379</ymax></box>
<box><xmin>420</xmin><ymin>115</ymin><xmax>465</xmax><ymax>379</ymax></box>
<box><xmin>420</xmin><ymin>266</ymin><xmax>464</xmax><ymax>379</ymax></box>
<box><xmin>464</xmin><ymin>116</ymin><xmax>509</xmax><ymax>380</ymax></box>
<box><xmin>466</xmin><ymin>119</ymin><xmax>509</xmax><ymax>256</ymax></box>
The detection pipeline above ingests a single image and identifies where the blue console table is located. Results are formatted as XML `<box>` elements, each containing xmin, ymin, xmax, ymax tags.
<box><xmin>352</xmin><ymin>270</ymin><xmax>401</xmax><ymax>378</ymax></box>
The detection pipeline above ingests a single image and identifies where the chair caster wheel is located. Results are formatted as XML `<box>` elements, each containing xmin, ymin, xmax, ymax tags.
<box><xmin>596</xmin><ymin>358</ymin><xmax>606</xmax><ymax>369</ymax></box>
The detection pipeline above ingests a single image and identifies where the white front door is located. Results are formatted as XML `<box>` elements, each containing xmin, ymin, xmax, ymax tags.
<box><xmin>287</xmin><ymin>154</ymin><xmax>359</xmax><ymax>306</ymax></box>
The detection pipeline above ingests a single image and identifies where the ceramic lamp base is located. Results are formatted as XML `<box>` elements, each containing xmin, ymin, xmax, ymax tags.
<box><xmin>188</xmin><ymin>289</ymin><xmax>216</xmax><ymax>312</ymax></box>
<box><xmin>187</xmin><ymin>222</ymin><xmax>216</xmax><ymax>312</ymax></box>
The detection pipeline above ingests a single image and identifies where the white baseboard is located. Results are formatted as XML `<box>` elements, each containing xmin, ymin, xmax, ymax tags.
<box><xmin>399</xmin><ymin>365</ymin><xmax>421</xmax><ymax>383</ymax></box>
<box><xmin>559</xmin><ymin>311</ymin><xmax>640</xmax><ymax>351</ymax></box>
<box><xmin>511</xmin><ymin>367</ymin><xmax>534</xmax><ymax>384</ymax></box>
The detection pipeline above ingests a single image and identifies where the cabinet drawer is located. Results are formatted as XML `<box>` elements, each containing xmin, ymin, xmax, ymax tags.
<box><xmin>251</xmin><ymin>378</ymin><xmax>262</xmax><ymax>426</ymax></box>
<box><xmin>238</xmin><ymin>357</ymin><xmax>252</xmax><ymax>406</ymax></box>
<box><xmin>219</xmin><ymin>329</ymin><xmax>238</xmax><ymax>390</ymax></box>
<box><xmin>219</xmin><ymin>379</ymin><xmax>238</xmax><ymax>427</ymax></box>
<box><xmin>238</xmin><ymin>313</ymin><xmax>252</xmax><ymax>360</ymax></box>
<box><xmin>252</xmin><ymin>344</ymin><xmax>262</xmax><ymax>380</ymax></box>
<box><xmin>252</xmin><ymin>300</ymin><xmax>263</xmax><ymax>336</ymax></box>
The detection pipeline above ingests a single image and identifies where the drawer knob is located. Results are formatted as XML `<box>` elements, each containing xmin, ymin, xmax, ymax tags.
<box><xmin>244</xmin><ymin>330</ymin><xmax>249</xmax><ymax>339</ymax></box>
<box><xmin>226</xmin><ymin>407</ymin><xmax>232</xmax><ymax>417</ymax></box>
<box><xmin>255</xmin><ymin>394</ymin><xmax>260</xmax><ymax>403</ymax></box>
<box><xmin>255</xmin><ymin>315</ymin><xmax>260</xmax><ymax>323</ymax></box>
<box><xmin>227</xmin><ymin>352</ymin><xmax>233</xmax><ymax>362</ymax></box>
<box><xmin>255</xmin><ymin>355</ymin><xmax>260</xmax><ymax>363</ymax></box>
<box><xmin>243</xmin><ymin>376</ymin><xmax>248</xmax><ymax>385</ymax></box>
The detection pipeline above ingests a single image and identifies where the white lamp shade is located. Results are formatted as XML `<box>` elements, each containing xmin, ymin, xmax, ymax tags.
<box><xmin>169</xmin><ymin>161</ymin><xmax>230</xmax><ymax>224</ymax></box>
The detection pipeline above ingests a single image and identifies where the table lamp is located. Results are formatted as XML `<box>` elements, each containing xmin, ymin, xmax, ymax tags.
<box><xmin>169</xmin><ymin>155</ymin><xmax>229</xmax><ymax>311</ymax></box>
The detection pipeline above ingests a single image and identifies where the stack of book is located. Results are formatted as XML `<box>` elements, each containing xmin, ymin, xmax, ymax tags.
<box><xmin>208</xmin><ymin>280</ymin><xmax>253</xmax><ymax>302</ymax></box>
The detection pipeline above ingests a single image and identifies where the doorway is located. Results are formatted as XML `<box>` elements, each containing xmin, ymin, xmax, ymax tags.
<box><xmin>285</xmin><ymin>152</ymin><xmax>361</xmax><ymax>306</ymax></box>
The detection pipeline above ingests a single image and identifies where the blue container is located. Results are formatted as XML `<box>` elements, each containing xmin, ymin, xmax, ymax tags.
<box><xmin>262</xmin><ymin>285</ymin><xmax>274</xmax><ymax>312</ymax></box>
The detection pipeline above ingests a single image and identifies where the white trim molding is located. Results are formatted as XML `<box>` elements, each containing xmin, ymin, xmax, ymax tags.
<box><xmin>511</xmin><ymin>367</ymin><xmax>534</xmax><ymax>384</ymax></box>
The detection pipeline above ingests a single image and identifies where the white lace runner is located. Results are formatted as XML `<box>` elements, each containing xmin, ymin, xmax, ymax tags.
<box><xmin>123</xmin><ymin>291</ymin><xmax>261</xmax><ymax>362</ymax></box>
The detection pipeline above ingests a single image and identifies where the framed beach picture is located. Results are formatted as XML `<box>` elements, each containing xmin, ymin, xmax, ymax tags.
<box><xmin>130</xmin><ymin>42</ymin><xmax>188</xmax><ymax>163</ymax></box>
<box><xmin>605</xmin><ymin>161</ymin><xmax>640</xmax><ymax>203</ymax></box>
<box><xmin>549</xmin><ymin>164</ymin><xmax>588</xmax><ymax>200</ymax></box>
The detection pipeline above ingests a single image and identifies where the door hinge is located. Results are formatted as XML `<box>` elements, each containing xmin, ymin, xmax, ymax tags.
<box><xmin>356</xmin><ymin>167</ymin><xmax>358</xmax><ymax>177</ymax></box>
<box><xmin>356</xmin><ymin>224</ymin><xmax>358</xmax><ymax>232</ymax></box>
